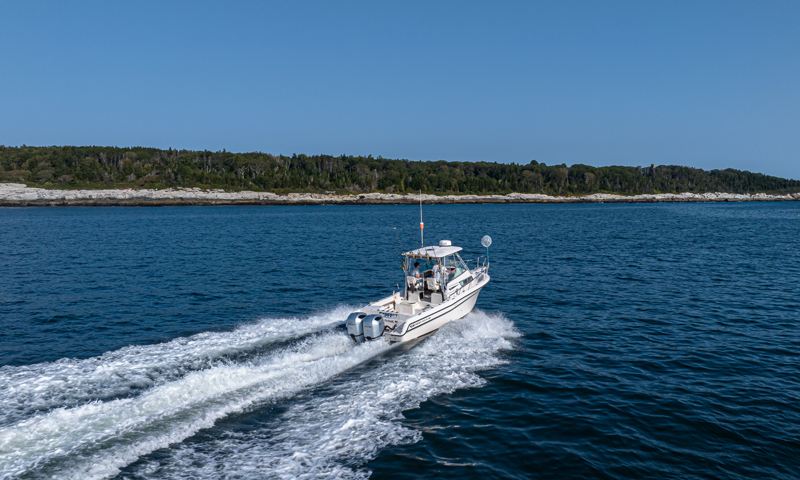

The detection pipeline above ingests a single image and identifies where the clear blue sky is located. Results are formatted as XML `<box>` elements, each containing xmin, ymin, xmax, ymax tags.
<box><xmin>1</xmin><ymin>1</ymin><xmax>798</xmax><ymax>179</ymax></box>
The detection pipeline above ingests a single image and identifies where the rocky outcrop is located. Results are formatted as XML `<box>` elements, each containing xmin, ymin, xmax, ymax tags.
<box><xmin>1</xmin><ymin>183</ymin><xmax>798</xmax><ymax>206</ymax></box>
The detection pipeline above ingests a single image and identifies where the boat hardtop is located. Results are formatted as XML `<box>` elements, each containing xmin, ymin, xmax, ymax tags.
<box><xmin>345</xmin><ymin>238</ymin><xmax>490</xmax><ymax>344</ymax></box>
<box><xmin>404</xmin><ymin>244</ymin><xmax>463</xmax><ymax>257</ymax></box>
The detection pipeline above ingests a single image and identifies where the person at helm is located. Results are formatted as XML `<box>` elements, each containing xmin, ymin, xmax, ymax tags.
<box><xmin>410</xmin><ymin>262</ymin><xmax>421</xmax><ymax>279</ymax></box>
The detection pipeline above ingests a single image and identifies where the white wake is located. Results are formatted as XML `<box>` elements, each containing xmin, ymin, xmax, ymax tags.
<box><xmin>0</xmin><ymin>309</ymin><xmax>518</xmax><ymax>480</ymax></box>
<box><xmin>0</xmin><ymin>306</ymin><xmax>352</xmax><ymax>426</ymax></box>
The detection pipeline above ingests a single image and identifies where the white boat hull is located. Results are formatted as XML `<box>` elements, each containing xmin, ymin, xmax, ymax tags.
<box><xmin>385</xmin><ymin>272</ymin><xmax>489</xmax><ymax>343</ymax></box>
<box><xmin>344</xmin><ymin>247</ymin><xmax>490</xmax><ymax>345</ymax></box>
<box><xmin>386</xmin><ymin>287</ymin><xmax>482</xmax><ymax>343</ymax></box>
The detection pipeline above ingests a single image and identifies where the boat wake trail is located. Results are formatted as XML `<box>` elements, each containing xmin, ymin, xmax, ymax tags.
<box><xmin>0</xmin><ymin>307</ymin><xmax>351</xmax><ymax>426</ymax></box>
<box><xmin>0</xmin><ymin>309</ymin><xmax>517</xmax><ymax>480</ymax></box>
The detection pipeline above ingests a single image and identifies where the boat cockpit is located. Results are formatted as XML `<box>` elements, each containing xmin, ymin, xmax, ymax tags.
<box><xmin>399</xmin><ymin>241</ymin><xmax>482</xmax><ymax>311</ymax></box>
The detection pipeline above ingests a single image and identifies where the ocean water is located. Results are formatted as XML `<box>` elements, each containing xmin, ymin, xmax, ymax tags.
<box><xmin>0</xmin><ymin>203</ymin><xmax>799</xmax><ymax>480</ymax></box>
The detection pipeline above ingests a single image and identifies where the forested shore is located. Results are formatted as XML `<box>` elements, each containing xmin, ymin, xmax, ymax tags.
<box><xmin>1</xmin><ymin>145</ymin><xmax>798</xmax><ymax>195</ymax></box>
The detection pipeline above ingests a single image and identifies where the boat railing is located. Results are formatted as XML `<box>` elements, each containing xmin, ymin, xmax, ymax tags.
<box><xmin>464</xmin><ymin>255</ymin><xmax>489</xmax><ymax>271</ymax></box>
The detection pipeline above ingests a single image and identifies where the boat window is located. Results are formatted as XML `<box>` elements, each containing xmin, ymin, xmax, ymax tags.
<box><xmin>444</xmin><ymin>255</ymin><xmax>467</xmax><ymax>281</ymax></box>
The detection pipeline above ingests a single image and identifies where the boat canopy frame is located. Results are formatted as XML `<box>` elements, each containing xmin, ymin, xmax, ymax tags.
<box><xmin>404</xmin><ymin>245</ymin><xmax>463</xmax><ymax>259</ymax></box>
<box><xmin>402</xmin><ymin>250</ymin><xmax>470</xmax><ymax>301</ymax></box>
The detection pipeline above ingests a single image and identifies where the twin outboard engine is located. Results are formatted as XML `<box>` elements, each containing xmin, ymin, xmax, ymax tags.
<box><xmin>346</xmin><ymin>312</ymin><xmax>385</xmax><ymax>343</ymax></box>
<box><xmin>346</xmin><ymin>312</ymin><xmax>367</xmax><ymax>343</ymax></box>
<box><xmin>363</xmin><ymin>315</ymin><xmax>385</xmax><ymax>341</ymax></box>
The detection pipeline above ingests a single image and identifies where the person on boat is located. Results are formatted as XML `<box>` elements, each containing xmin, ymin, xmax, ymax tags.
<box><xmin>411</xmin><ymin>262</ymin><xmax>421</xmax><ymax>279</ymax></box>
<box><xmin>408</xmin><ymin>261</ymin><xmax>423</xmax><ymax>291</ymax></box>
<box><xmin>432</xmin><ymin>263</ymin><xmax>453</xmax><ymax>280</ymax></box>
<box><xmin>429</xmin><ymin>264</ymin><xmax>443</xmax><ymax>293</ymax></box>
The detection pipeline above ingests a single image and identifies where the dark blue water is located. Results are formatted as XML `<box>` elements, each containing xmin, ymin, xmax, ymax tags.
<box><xmin>1</xmin><ymin>203</ymin><xmax>799</xmax><ymax>479</ymax></box>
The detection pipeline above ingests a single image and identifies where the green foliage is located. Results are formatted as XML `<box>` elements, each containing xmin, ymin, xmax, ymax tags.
<box><xmin>0</xmin><ymin>145</ymin><xmax>797</xmax><ymax>195</ymax></box>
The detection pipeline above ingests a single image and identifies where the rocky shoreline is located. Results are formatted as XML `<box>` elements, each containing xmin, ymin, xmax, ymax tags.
<box><xmin>1</xmin><ymin>183</ymin><xmax>798</xmax><ymax>206</ymax></box>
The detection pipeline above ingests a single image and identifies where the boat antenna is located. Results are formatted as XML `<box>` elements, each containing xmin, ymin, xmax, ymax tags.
<box><xmin>419</xmin><ymin>190</ymin><xmax>424</xmax><ymax>249</ymax></box>
<box><xmin>481</xmin><ymin>235</ymin><xmax>492</xmax><ymax>266</ymax></box>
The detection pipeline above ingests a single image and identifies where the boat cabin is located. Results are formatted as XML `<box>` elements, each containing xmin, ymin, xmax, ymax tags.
<box><xmin>400</xmin><ymin>241</ymin><xmax>473</xmax><ymax>311</ymax></box>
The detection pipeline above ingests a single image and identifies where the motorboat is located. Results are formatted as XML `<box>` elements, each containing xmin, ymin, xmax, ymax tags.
<box><xmin>345</xmin><ymin>239</ymin><xmax>490</xmax><ymax>344</ymax></box>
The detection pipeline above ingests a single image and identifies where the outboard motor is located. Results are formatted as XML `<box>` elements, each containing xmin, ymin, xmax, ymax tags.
<box><xmin>346</xmin><ymin>312</ymin><xmax>367</xmax><ymax>343</ymax></box>
<box><xmin>363</xmin><ymin>315</ymin><xmax>385</xmax><ymax>341</ymax></box>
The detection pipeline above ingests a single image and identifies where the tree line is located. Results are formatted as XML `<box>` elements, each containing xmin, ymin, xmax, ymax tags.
<box><xmin>1</xmin><ymin>145</ymin><xmax>798</xmax><ymax>195</ymax></box>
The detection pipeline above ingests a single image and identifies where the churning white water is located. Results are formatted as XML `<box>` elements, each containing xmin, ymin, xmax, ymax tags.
<box><xmin>0</xmin><ymin>310</ymin><xmax>517</xmax><ymax>480</ymax></box>
<box><xmin>0</xmin><ymin>306</ymin><xmax>352</xmax><ymax>426</ymax></box>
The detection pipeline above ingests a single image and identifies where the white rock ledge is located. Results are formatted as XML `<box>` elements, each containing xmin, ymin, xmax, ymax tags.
<box><xmin>1</xmin><ymin>183</ymin><xmax>798</xmax><ymax>206</ymax></box>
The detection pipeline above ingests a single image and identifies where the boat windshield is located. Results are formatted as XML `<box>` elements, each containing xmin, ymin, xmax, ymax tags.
<box><xmin>443</xmin><ymin>254</ymin><xmax>468</xmax><ymax>282</ymax></box>
<box><xmin>405</xmin><ymin>255</ymin><xmax>468</xmax><ymax>280</ymax></box>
